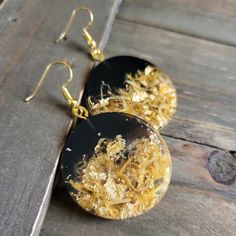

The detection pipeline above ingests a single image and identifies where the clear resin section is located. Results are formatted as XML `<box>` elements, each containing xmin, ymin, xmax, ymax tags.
<box><xmin>88</xmin><ymin>66</ymin><xmax>177</xmax><ymax>129</ymax></box>
<box><xmin>69</xmin><ymin>132</ymin><xmax>171</xmax><ymax>219</ymax></box>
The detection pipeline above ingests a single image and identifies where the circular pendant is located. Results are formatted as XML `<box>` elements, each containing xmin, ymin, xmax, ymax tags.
<box><xmin>86</xmin><ymin>56</ymin><xmax>177</xmax><ymax>129</ymax></box>
<box><xmin>61</xmin><ymin>112</ymin><xmax>171</xmax><ymax>219</ymax></box>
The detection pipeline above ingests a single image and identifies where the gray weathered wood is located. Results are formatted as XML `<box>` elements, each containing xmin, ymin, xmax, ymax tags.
<box><xmin>41</xmin><ymin>137</ymin><xmax>236</xmax><ymax>236</ymax></box>
<box><xmin>118</xmin><ymin>0</ymin><xmax>236</xmax><ymax>46</ymax></box>
<box><xmin>104</xmin><ymin>19</ymin><xmax>236</xmax><ymax>150</ymax></box>
<box><xmin>41</xmin><ymin>1</ymin><xmax>236</xmax><ymax>235</ymax></box>
<box><xmin>0</xmin><ymin>0</ymin><xmax>121</xmax><ymax>235</ymax></box>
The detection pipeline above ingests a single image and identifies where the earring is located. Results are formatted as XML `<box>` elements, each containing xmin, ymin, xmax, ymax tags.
<box><xmin>55</xmin><ymin>7</ymin><xmax>177</xmax><ymax>130</ymax></box>
<box><xmin>25</xmin><ymin>60</ymin><xmax>89</xmax><ymax>119</ymax></box>
<box><xmin>55</xmin><ymin>7</ymin><xmax>104</xmax><ymax>62</ymax></box>
<box><xmin>25</xmin><ymin>60</ymin><xmax>172</xmax><ymax>219</ymax></box>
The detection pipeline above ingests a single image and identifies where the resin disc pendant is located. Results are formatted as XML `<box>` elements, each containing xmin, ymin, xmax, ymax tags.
<box><xmin>61</xmin><ymin>112</ymin><xmax>171</xmax><ymax>219</ymax></box>
<box><xmin>85</xmin><ymin>56</ymin><xmax>177</xmax><ymax>129</ymax></box>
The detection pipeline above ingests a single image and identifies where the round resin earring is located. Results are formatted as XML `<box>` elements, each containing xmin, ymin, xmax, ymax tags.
<box><xmin>25</xmin><ymin>60</ymin><xmax>172</xmax><ymax>219</ymax></box>
<box><xmin>55</xmin><ymin>7</ymin><xmax>177</xmax><ymax>129</ymax></box>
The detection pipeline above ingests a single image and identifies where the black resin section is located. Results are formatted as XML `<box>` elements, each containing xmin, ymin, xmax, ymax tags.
<box><xmin>85</xmin><ymin>56</ymin><xmax>154</xmax><ymax>109</ymax></box>
<box><xmin>61</xmin><ymin>112</ymin><xmax>154</xmax><ymax>194</ymax></box>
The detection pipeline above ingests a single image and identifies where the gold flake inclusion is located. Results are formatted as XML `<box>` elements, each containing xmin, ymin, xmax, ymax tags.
<box><xmin>88</xmin><ymin>66</ymin><xmax>177</xmax><ymax>129</ymax></box>
<box><xmin>69</xmin><ymin>134</ymin><xmax>171</xmax><ymax>219</ymax></box>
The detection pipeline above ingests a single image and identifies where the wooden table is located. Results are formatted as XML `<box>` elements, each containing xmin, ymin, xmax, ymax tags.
<box><xmin>0</xmin><ymin>0</ymin><xmax>235</xmax><ymax>235</ymax></box>
<box><xmin>41</xmin><ymin>1</ymin><xmax>236</xmax><ymax>235</ymax></box>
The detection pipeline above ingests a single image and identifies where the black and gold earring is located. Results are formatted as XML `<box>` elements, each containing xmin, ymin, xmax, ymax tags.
<box><xmin>55</xmin><ymin>7</ymin><xmax>177</xmax><ymax>130</ymax></box>
<box><xmin>25</xmin><ymin>60</ymin><xmax>172</xmax><ymax>219</ymax></box>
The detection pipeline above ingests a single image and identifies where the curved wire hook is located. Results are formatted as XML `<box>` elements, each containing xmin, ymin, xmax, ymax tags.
<box><xmin>55</xmin><ymin>7</ymin><xmax>94</xmax><ymax>44</ymax></box>
<box><xmin>55</xmin><ymin>6</ymin><xmax>104</xmax><ymax>62</ymax></box>
<box><xmin>24</xmin><ymin>60</ymin><xmax>73</xmax><ymax>102</ymax></box>
<box><xmin>24</xmin><ymin>60</ymin><xmax>88</xmax><ymax>119</ymax></box>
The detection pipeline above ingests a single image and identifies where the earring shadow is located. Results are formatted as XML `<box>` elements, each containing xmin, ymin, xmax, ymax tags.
<box><xmin>56</xmin><ymin>39</ymin><xmax>91</xmax><ymax>61</ymax></box>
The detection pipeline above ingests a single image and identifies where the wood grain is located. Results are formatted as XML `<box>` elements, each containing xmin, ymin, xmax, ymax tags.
<box><xmin>41</xmin><ymin>137</ymin><xmax>236</xmax><ymax>236</ymax></box>
<box><xmin>0</xmin><ymin>0</ymin><xmax>121</xmax><ymax>235</ymax></box>
<box><xmin>41</xmin><ymin>1</ymin><xmax>236</xmax><ymax>235</ymax></box>
<box><xmin>104</xmin><ymin>19</ymin><xmax>236</xmax><ymax>150</ymax></box>
<box><xmin>118</xmin><ymin>0</ymin><xmax>236</xmax><ymax>46</ymax></box>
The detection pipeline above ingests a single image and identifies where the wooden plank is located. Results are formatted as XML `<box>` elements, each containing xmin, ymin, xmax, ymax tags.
<box><xmin>103</xmin><ymin>19</ymin><xmax>236</xmax><ymax>150</ymax></box>
<box><xmin>0</xmin><ymin>0</ymin><xmax>121</xmax><ymax>235</ymax></box>
<box><xmin>118</xmin><ymin>0</ymin><xmax>236</xmax><ymax>46</ymax></box>
<box><xmin>41</xmin><ymin>137</ymin><xmax>236</xmax><ymax>236</ymax></box>
<box><xmin>41</xmin><ymin>4</ymin><xmax>236</xmax><ymax>235</ymax></box>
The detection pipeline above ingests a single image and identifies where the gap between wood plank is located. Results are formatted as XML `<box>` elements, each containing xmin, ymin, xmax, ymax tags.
<box><xmin>162</xmin><ymin>133</ymin><xmax>225</xmax><ymax>150</ymax></box>
<box><xmin>116</xmin><ymin>16</ymin><xmax>236</xmax><ymax>48</ymax></box>
<box><xmin>31</xmin><ymin>1</ymin><xmax>123</xmax><ymax>235</ymax></box>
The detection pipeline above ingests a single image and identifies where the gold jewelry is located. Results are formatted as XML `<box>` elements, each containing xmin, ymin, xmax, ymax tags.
<box><xmin>55</xmin><ymin>7</ymin><xmax>177</xmax><ymax>130</ymax></box>
<box><xmin>25</xmin><ymin>60</ymin><xmax>172</xmax><ymax>219</ymax></box>
<box><xmin>55</xmin><ymin>7</ymin><xmax>104</xmax><ymax>62</ymax></box>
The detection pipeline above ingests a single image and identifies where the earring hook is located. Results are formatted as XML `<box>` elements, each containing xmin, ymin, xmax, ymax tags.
<box><xmin>55</xmin><ymin>7</ymin><xmax>93</xmax><ymax>43</ymax></box>
<box><xmin>55</xmin><ymin>7</ymin><xmax>104</xmax><ymax>62</ymax></box>
<box><xmin>24</xmin><ymin>60</ymin><xmax>88</xmax><ymax>119</ymax></box>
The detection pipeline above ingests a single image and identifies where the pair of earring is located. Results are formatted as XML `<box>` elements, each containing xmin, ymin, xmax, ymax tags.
<box><xmin>25</xmin><ymin>7</ymin><xmax>176</xmax><ymax>220</ymax></box>
<box><xmin>56</xmin><ymin>7</ymin><xmax>177</xmax><ymax>130</ymax></box>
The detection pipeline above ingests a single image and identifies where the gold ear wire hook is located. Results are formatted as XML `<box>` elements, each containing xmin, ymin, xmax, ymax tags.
<box><xmin>55</xmin><ymin>7</ymin><xmax>104</xmax><ymax>62</ymax></box>
<box><xmin>24</xmin><ymin>60</ymin><xmax>89</xmax><ymax>119</ymax></box>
